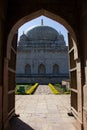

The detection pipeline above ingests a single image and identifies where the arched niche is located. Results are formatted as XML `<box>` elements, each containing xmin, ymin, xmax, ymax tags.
<box><xmin>38</xmin><ymin>64</ymin><xmax>46</xmax><ymax>74</ymax></box>
<box><xmin>53</xmin><ymin>64</ymin><xmax>59</xmax><ymax>75</ymax></box>
<box><xmin>25</xmin><ymin>64</ymin><xmax>31</xmax><ymax>75</ymax></box>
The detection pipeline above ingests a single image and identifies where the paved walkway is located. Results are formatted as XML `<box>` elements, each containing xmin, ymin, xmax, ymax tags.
<box><xmin>10</xmin><ymin>95</ymin><xmax>77</xmax><ymax>130</ymax></box>
<box><xmin>34</xmin><ymin>85</ymin><xmax>53</xmax><ymax>95</ymax></box>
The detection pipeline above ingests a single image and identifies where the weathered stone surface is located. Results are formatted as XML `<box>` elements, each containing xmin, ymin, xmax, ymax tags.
<box><xmin>16</xmin><ymin>25</ymin><xmax>69</xmax><ymax>84</ymax></box>
<box><xmin>10</xmin><ymin>95</ymin><xmax>77</xmax><ymax>130</ymax></box>
<box><xmin>34</xmin><ymin>85</ymin><xmax>53</xmax><ymax>95</ymax></box>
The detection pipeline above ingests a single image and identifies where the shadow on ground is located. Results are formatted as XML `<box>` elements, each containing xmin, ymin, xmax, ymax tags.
<box><xmin>10</xmin><ymin>117</ymin><xmax>34</xmax><ymax>130</ymax></box>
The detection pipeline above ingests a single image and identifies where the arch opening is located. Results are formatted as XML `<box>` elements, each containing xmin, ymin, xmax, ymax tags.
<box><xmin>7</xmin><ymin>9</ymin><xmax>78</xmax><ymax>59</ymax></box>
<box><xmin>4</xmin><ymin>9</ymin><xmax>82</xmax><ymax>130</ymax></box>
<box><xmin>53</xmin><ymin>64</ymin><xmax>59</xmax><ymax>75</ymax></box>
<box><xmin>25</xmin><ymin>64</ymin><xmax>31</xmax><ymax>75</ymax></box>
<box><xmin>38</xmin><ymin>64</ymin><xmax>46</xmax><ymax>75</ymax></box>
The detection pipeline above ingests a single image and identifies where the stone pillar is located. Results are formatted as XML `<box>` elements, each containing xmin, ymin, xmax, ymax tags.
<box><xmin>0</xmin><ymin>17</ymin><xmax>3</xmax><ymax>130</ymax></box>
<box><xmin>83</xmin><ymin>66</ymin><xmax>87</xmax><ymax>130</ymax></box>
<box><xmin>3</xmin><ymin>32</ymin><xmax>18</xmax><ymax>130</ymax></box>
<box><xmin>3</xmin><ymin>58</ymin><xmax>10</xmax><ymax>130</ymax></box>
<box><xmin>7</xmin><ymin>32</ymin><xmax>18</xmax><ymax>119</ymax></box>
<box><xmin>79</xmin><ymin>1</ymin><xmax>87</xmax><ymax>130</ymax></box>
<box><xmin>76</xmin><ymin>60</ymin><xmax>83</xmax><ymax>130</ymax></box>
<box><xmin>0</xmin><ymin>0</ymin><xmax>9</xmax><ymax>128</ymax></box>
<box><xmin>0</xmin><ymin>11</ymin><xmax>6</xmax><ymax>129</ymax></box>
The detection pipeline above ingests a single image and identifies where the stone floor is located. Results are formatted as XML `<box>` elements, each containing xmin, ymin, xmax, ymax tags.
<box><xmin>34</xmin><ymin>85</ymin><xmax>53</xmax><ymax>95</ymax></box>
<box><xmin>10</xmin><ymin>94</ymin><xmax>77</xmax><ymax>130</ymax></box>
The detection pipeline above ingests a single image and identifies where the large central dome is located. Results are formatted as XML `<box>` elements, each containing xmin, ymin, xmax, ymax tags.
<box><xmin>19</xmin><ymin>24</ymin><xmax>66</xmax><ymax>46</ymax></box>
<box><xmin>25</xmin><ymin>25</ymin><xmax>59</xmax><ymax>41</ymax></box>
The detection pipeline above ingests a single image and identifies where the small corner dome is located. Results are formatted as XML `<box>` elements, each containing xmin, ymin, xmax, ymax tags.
<box><xmin>25</xmin><ymin>25</ymin><xmax>59</xmax><ymax>41</ymax></box>
<box><xmin>19</xmin><ymin>33</ymin><xmax>29</xmax><ymax>41</ymax></box>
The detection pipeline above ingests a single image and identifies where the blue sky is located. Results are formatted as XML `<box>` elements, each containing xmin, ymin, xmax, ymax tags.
<box><xmin>18</xmin><ymin>15</ymin><xmax>68</xmax><ymax>45</ymax></box>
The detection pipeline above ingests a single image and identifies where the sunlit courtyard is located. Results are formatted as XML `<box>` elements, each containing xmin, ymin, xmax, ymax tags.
<box><xmin>10</xmin><ymin>85</ymin><xmax>77</xmax><ymax>130</ymax></box>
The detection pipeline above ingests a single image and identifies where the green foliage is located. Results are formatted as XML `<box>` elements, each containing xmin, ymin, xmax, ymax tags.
<box><xmin>48</xmin><ymin>83</ymin><xmax>60</xmax><ymax>94</ymax></box>
<box><xmin>15</xmin><ymin>84</ymin><xmax>32</xmax><ymax>94</ymax></box>
<box><xmin>55</xmin><ymin>83</ymin><xmax>61</xmax><ymax>88</ymax></box>
<box><xmin>54</xmin><ymin>83</ymin><xmax>70</xmax><ymax>94</ymax></box>
<box><xmin>64</xmin><ymin>91</ymin><xmax>70</xmax><ymax>94</ymax></box>
<box><xmin>55</xmin><ymin>87</ymin><xmax>64</xmax><ymax>94</ymax></box>
<box><xmin>17</xmin><ymin>86</ymin><xmax>25</xmax><ymax>94</ymax></box>
<box><xmin>26</xmin><ymin>83</ymin><xmax>39</xmax><ymax>94</ymax></box>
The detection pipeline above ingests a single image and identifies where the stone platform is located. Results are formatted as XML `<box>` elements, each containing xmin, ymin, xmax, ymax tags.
<box><xmin>34</xmin><ymin>85</ymin><xmax>53</xmax><ymax>95</ymax></box>
<box><xmin>10</xmin><ymin>94</ymin><xmax>77</xmax><ymax>130</ymax></box>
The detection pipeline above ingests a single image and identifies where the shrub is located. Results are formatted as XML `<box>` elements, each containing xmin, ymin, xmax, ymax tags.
<box><xmin>64</xmin><ymin>91</ymin><xmax>70</xmax><ymax>94</ymax></box>
<box><xmin>55</xmin><ymin>83</ymin><xmax>61</xmax><ymax>88</ymax></box>
<box><xmin>48</xmin><ymin>83</ymin><xmax>60</xmax><ymax>94</ymax></box>
<box><xmin>62</xmin><ymin>86</ymin><xmax>70</xmax><ymax>94</ymax></box>
<box><xmin>15</xmin><ymin>84</ymin><xmax>32</xmax><ymax>94</ymax></box>
<box><xmin>17</xmin><ymin>85</ymin><xmax>25</xmax><ymax>94</ymax></box>
<box><xmin>26</xmin><ymin>83</ymin><xmax>39</xmax><ymax>94</ymax></box>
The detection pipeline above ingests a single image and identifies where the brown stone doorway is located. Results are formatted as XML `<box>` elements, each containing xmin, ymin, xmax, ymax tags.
<box><xmin>3</xmin><ymin>9</ymin><xmax>82</xmax><ymax>130</ymax></box>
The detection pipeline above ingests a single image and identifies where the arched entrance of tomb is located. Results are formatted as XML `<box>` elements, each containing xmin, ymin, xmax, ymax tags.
<box><xmin>3</xmin><ymin>9</ymin><xmax>82</xmax><ymax>130</ymax></box>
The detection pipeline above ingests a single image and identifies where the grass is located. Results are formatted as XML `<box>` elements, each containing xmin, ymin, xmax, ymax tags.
<box><xmin>54</xmin><ymin>83</ymin><xmax>70</xmax><ymax>94</ymax></box>
<box><xmin>26</xmin><ymin>83</ymin><xmax>39</xmax><ymax>94</ymax></box>
<box><xmin>15</xmin><ymin>83</ymin><xmax>39</xmax><ymax>95</ymax></box>
<box><xmin>48</xmin><ymin>83</ymin><xmax>60</xmax><ymax>94</ymax></box>
<box><xmin>15</xmin><ymin>83</ymin><xmax>70</xmax><ymax>95</ymax></box>
<box><xmin>15</xmin><ymin>84</ymin><xmax>32</xmax><ymax>94</ymax></box>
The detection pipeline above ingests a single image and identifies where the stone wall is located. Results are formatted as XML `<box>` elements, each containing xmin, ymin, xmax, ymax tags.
<box><xmin>16</xmin><ymin>75</ymin><xmax>69</xmax><ymax>84</ymax></box>
<box><xmin>16</xmin><ymin>46</ymin><xmax>69</xmax><ymax>84</ymax></box>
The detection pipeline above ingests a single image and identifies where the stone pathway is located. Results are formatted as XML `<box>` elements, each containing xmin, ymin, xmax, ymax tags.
<box><xmin>10</xmin><ymin>95</ymin><xmax>77</xmax><ymax>130</ymax></box>
<box><xmin>34</xmin><ymin>85</ymin><xmax>53</xmax><ymax>95</ymax></box>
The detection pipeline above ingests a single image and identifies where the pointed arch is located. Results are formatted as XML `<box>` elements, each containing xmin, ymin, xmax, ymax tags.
<box><xmin>5</xmin><ymin>9</ymin><xmax>82</xmax><ymax>129</ymax></box>
<box><xmin>53</xmin><ymin>64</ymin><xmax>59</xmax><ymax>75</ymax></box>
<box><xmin>38</xmin><ymin>64</ymin><xmax>46</xmax><ymax>74</ymax></box>
<box><xmin>25</xmin><ymin>64</ymin><xmax>31</xmax><ymax>75</ymax></box>
<box><xmin>7</xmin><ymin>9</ymin><xmax>78</xmax><ymax>59</ymax></box>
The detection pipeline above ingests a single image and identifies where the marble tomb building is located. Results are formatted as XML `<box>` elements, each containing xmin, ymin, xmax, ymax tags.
<box><xmin>16</xmin><ymin>22</ymin><xmax>69</xmax><ymax>84</ymax></box>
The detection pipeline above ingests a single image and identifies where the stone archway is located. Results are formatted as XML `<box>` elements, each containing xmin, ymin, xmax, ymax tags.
<box><xmin>53</xmin><ymin>64</ymin><xmax>59</xmax><ymax>75</ymax></box>
<box><xmin>4</xmin><ymin>9</ymin><xmax>82</xmax><ymax>130</ymax></box>
<box><xmin>25</xmin><ymin>64</ymin><xmax>31</xmax><ymax>75</ymax></box>
<box><xmin>38</xmin><ymin>64</ymin><xmax>46</xmax><ymax>75</ymax></box>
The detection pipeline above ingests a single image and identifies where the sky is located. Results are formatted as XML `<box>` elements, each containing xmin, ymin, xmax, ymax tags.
<box><xmin>18</xmin><ymin>15</ymin><xmax>68</xmax><ymax>45</ymax></box>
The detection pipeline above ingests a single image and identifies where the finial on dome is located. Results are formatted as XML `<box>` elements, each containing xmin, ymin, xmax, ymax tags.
<box><xmin>41</xmin><ymin>19</ymin><xmax>43</xmax><ymax>26</ymax></box>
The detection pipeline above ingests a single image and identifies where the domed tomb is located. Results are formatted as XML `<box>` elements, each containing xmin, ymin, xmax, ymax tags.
<box><xmin>16</xmin><ymin>23</ymin><xmax>69</xmax><ymax>84</ymax></box>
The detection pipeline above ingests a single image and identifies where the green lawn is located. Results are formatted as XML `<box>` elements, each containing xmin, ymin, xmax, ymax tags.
<box><xmin>54</xmin><ymin>84</ymin><xmax>70</xmax><ymax>94</ymax></box>
<box><xmin>15</xmin><ymin>84</ymin><xmax>32</xmax><ymax>94</ymax></box>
